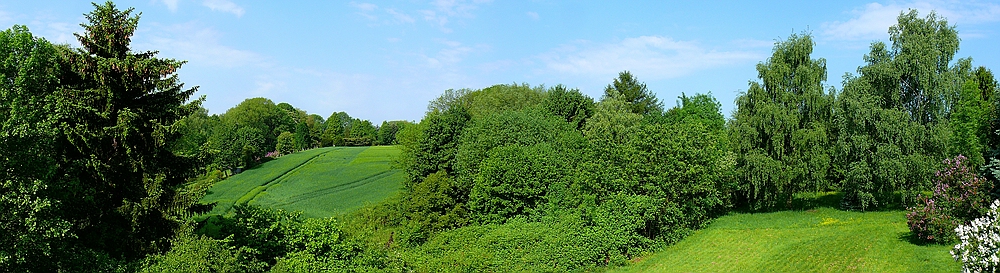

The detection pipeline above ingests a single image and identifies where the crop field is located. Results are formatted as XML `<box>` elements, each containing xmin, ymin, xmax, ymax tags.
<box><xmin>610</xmin><ymin>195</ymin><xmax>960</xmax><ymax>273</ymax></box>
<box><xmin>200</xmin><ymin>146</ymin><xmax>404</xmax><ymax>218</ymax></box>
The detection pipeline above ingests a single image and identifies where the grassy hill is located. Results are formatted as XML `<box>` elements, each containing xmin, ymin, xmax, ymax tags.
<box><xmin>609</xmin><ymin>196</ymin><xmax>961</xmax><ymax>272</ymax></box>
<box><xmin>200</xmin><ymin>146</ymin><xmax>404</xmax><ymax>218</ymax></box>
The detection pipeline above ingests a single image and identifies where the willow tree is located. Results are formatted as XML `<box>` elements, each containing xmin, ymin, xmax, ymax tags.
<box><xmin>835</xmin><ymin>10</ymin><xmax>966</xmax><ymax>210</ymax></box>
<box><xmin>729</xmin><ymin>33</ymin><xmax>834</xmax><ymax>210</ymax></box>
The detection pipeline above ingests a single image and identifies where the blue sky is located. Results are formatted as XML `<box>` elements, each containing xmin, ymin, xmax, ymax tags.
<box><xmin>3</xmin><ymin>1</ymin><xmax>999</xmax><ymax>123</ymax></box>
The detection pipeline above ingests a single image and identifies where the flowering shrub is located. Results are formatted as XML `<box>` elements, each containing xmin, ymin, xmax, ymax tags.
<box><xmin>907</xmin><ymin>155</ymin><xmax>991</xmax><ymax>243</ymax></box>
<box><xmin>953</xmin><ymin>199</ymin><xmax>1000</xmax><ymax>273</ymax></box>
<box><xmin>266</xmin><ymin>150</ymin><xmax>281</xmax><ymax>159</ymax></box>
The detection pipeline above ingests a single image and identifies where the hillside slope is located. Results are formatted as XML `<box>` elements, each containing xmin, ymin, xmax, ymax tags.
<box><xmin>200</xmin><ymin>146</ymin><xmax>404</xmax><ymax>217</ymax></box>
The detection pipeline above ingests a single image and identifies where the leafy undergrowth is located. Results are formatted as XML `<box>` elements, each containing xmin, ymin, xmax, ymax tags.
<box><xmin>200</xmin><ymin>146</ymin><xmax>404</xmax><ymax>218</ymax></box>
<box><xmin>608</xmin><ymin>194</ymin><xmax>960</xmax><ymax>273</ymax></box>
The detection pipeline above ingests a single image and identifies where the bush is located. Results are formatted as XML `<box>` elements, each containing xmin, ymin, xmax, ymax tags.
<box><xmin>953</xmin><ymin>199</ymin><xmax>1000</xmax><ymax>272</ymax></box>
<box><xmin>141</xmin><ymin>235</ymin><xmax>264</xmax><ymax>273</ymax></box>
<box><xmin>907</xmin><ymin>155</ymin><xmax>992</xmax><ymax>243</ymax></box>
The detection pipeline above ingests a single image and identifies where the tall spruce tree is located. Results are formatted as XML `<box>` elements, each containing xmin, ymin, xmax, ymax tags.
<box><xmin>55</xmin><ymin>0</ymin><xmax>199</xmax><ymax>263</ymax></box>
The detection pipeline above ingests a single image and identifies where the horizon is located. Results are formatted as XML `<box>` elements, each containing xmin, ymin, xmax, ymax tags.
<box><xmin>3</xmin><ymin>0</ymin><xmax>999</xmax><ymax>123</ymax></box>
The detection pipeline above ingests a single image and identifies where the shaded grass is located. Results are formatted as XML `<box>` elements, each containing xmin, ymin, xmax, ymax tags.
<box><xmin>608</xmin><ymin>193</ymin><xmax>960</xmax><ymax>273</ymax></box>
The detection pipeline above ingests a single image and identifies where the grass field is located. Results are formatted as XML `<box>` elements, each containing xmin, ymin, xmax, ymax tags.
<box><xmin>200</xmin><ymin>146</ymin><xmax>404</xmax><ymax>218</ymax></box>
<box><xmin>609</xmin><ymin>194</ymin><xmax>961</xmax><ymax>273</ymax></box>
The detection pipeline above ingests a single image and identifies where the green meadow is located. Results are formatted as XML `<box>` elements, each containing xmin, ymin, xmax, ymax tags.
<box><xmin>610</xmin><ymin>194</ymin><xmax>960</xmax><ymax>273</ymax></box>
<box><xmin>200</xmin><ymin>146</ymin><xmax>404</xmax><ymax>218</ymax></box>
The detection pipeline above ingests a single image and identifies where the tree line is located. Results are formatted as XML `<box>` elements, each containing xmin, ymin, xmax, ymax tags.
<box><xmin>172</xmin><ymin>97</ymin><xmax>412</xmax><ymax>174</ymax></box>
<box><xmin>2</xmin><ymin>2</ymin><xmax>999</xmax><ymax>272</ymax></box>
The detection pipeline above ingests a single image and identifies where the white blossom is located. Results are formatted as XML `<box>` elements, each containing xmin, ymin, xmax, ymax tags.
<box><xmin>953</xmin><ymin>199</ymin><xmax>1000</xmax><ymax>273</ymax></box>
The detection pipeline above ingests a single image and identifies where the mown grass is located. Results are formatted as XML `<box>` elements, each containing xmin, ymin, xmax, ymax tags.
<box><xmin>200</xmin><ymin>146</ymin><xmax>405</xmax><ymax>218</ymax></box>
<box><xmin>608</xmin><ymin>193</ymin><xmax>960</xmax><ymax>273</ymax></box>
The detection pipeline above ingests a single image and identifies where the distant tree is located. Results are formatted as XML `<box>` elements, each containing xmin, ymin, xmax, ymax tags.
<box><xmin>729</xmin><ymin>33</ymin><xmax>834</xmax><ymax>210</ymax></box>
<box><xmin>345</xmin><ymin>118</ymin><xmax>376</xmax><ymax>146</ymax></box>
<box><xmin>377</xmin><ymin>120</ymin><xmax>409</xmax><ymax>145</ymax></box>
<box><xmin>276</xmin><ymin>131</ymin><xmax>295</xmax><ymax>156</ymax></box>
<box><xmin>603</xmin><ymin>71</ymin><xmax>663</xmax><ymax>115</ymax></box>
<box><xmin>544</xmin><ymin>84</ymin><xmax>595</xmax><ymax>130</ymax></box>
<box><xmin>293</xmin><ymin>121</ymin><xmax>310</xmax><ymax>150</ymax></box>
<box><xmin>218</xmin><ymin>98</ymin><xmax>288</xmax><ymax>153</ymax></box>
<box><xmin>305</xmin><ymin>114</ymin><xmax>325</xmax><ymax>148</ymax></box>
<box><xmin>323</xmin><ymin>112</ymin><xmax>352</xmax><ymax>146</ymax></box>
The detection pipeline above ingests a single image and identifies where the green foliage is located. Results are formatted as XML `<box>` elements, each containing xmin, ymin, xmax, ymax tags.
<box><xmin>403</xmin><ymin>215</ymin><xmax>610</xmax><ymax>272</ymax></box>
<box><xmin>276</xmin><ymin>131</ymin><xmax>295</xmax><ymax>156</ymax></box>
<box><xmin>835</xmin><ymin>10</ymin><xmax>962</xmax><ymax>210</ymax></box>
<box><xmin>0</xmin><ymin>24</ymin><xmax>72</xmax><ymax>272</ymax></box>
<box><xmin>603</xmin><ymin>71</ymin><xmax>663</xmax><ymax>115</ymax></box>
<box><xmin>465</xmin><ymin>83</ymin><xmax>547</xmax><ymax>118</ymax></box>
<box><xmin>544</xmin><ymin>84</ymin><xmax>595</xmax><ymax>131</ymax></box>
<box><xmin>377</xmin><ymin>120</ymin><xmax>411</xmax><ymax>145</ymax></box>
<box><xmin>141</xmin><ymin>235</ymin><xmax>264</xmax><ymax>273</ymax></box>
<box><xmin>401</xmin><ymin>171</ymin><xmax>468</xmax><ymax>244</ymax></box>
<box><xmin>950</xmin><ymin>80</ymin><xmax>989</xmax><ymax>167</ymax></box>
<box><xmin>455</xmin><ymin>108</ymin><xmax>576</xmax><ymax>197</ymax></box>
<box><xmin>469</xmin><ymin>144</ymin><xmax>566</xmax><ymax>224</ymax></box>
<box><xmin>398</xmin><ymin>105</ymin><xmax>470</xmax><ymax>184</ymax></box>
<box><xmin>222</xmin><ymin>205</ymin><xmax>302</xmax><ymax>266</ymax></box>
<box><xmin>729</xmin><ymin>33</ymin><xmax>834</xmax><ymax>210</ymax></box>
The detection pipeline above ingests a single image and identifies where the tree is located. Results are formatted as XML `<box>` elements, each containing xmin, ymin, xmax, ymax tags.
<box><xmin>377</xmin><ymin>120</ymin><xmax>410</xmax><ymax>145</ymax></box>
<box><xmin>276</xmin><ymin>131</ymin><xmax>295</xmax><ymax>156</ymax></box>
<box><xmin>729</xmin><ymin>33</ymin><xmax>834</xmax><ymax>209</ymax></box>
<box><xmin>323</xmin><ymin>112</ymin><xmax>352</xmax><ymax>147</ymax></box>
<box><xmin>218</xmin><ymin>98</ymin><xmax>289</xmax><ymax>153</ymax></box>
<box><xmin>544</xmin><ymin>84</ymin><xmax>595</xmax><ymax>131</ymax></box>
<box><xmin>59</xmin><ymin>0</ymin><xmax>201</xmax><ymax>261</ymax></box>
<box><xmin>1</xmin><ymin>2</ymin><xmax>203</xmax><ymax>270</ymax></box>
<box><xmin>835</xmin><ymin>10</ymin><xmax>965</xmax><ymax>210</ymax></box>
<box><xmin>603</xmin><ymin>71</ymin><xmax>663</xmax><ymax>115</ymax></box>
<box><xmin>0</xmin><ymin>25</ymin><xmax>74</xmax><ymax>272</ymax></box>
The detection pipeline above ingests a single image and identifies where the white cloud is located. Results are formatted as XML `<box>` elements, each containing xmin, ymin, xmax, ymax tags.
<box><xmin>526</xmin><ymin>11</ymin><xmax>539</xmax><ymax>20</ymax></box>
<box><xmin>386</xmin><ymin>9</ymin><xmax>414</xmax><ymax>24</ymax></box>
<box><xmin>422</xmin><ymin>39</ymin><xmax>476</xmax><ymax>68</ymax></box>
<box><xmin>822</xmin><ymin>1</ymin><xmax>1000</xmax><ymax>41</ymax></box>
<box><xmin>350</xmin><ymin>2</ymin><xmax>378</xmax><ymax>12</ymax></box>
<box><xmin>161</xmin><ymin>0</ymin><xmax>179</xmax><ymax>12</ymax></box>
<box><xmin>419</xmin><ymin>0</ymin><xmax>492</xmax><ymax>32</ymax></box>
<box><xmin>133</xmin><ymin>22</ymin><xmax>264</xmax><ymax>69</ymax></box>
<box><xmin>202</xmin><ymin>0</ymin><xmax>245</xmax><ymax>17</ymax></box>
<box><xmin>539</xmin><ymin>36</ymin><xmax>762</xmax><ymax>80</ymax></box>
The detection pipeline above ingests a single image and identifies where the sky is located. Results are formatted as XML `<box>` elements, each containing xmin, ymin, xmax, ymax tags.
<box><xmin>2</xmin><ymin>1</ymin><xmax>1000</xmax><ymax>123</ymax></box>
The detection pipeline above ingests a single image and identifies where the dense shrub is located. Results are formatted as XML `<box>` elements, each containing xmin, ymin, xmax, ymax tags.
<box><xmin>401</xmin><ymin>171</ymin><xmax>469</xmax><ymax>244</ymax></box>
<box><xmin>141</xmin><ymin>235</ymin><xmax>264</xmax><ymax>273</ymax></box>
<box><xmin>469</xmin><ymin>143</ymin><xmax>567</xmax><ymax>224</ymax></box>
<box><xmin>953</xmin><ymin>199</ymin><xmax>1000</xmax><ymax>272</ymax></box>
<box><xmin>907</xmin><ymin>155</ymin><xmax>992</xmax><ymax>243</ymax></box>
